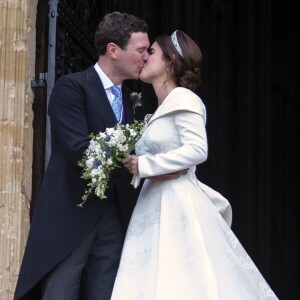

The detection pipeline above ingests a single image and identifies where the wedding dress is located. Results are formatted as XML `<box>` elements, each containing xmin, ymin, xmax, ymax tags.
<box><xmin>111</xmin><ymin>87</ymin><xmax>278</xmax><ymax>299</ymax></box>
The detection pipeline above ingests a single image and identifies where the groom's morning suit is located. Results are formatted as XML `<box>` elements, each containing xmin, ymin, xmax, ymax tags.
<box><xmin>14</xmin><ymin>66</ymin><xmax>142</xmax><ymax>299</ymax></box>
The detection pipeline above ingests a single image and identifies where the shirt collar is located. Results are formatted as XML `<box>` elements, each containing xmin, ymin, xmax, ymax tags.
<box><xmin>94</xmin><ymin>63</ymin><xmax>122</xmax><ymax>90</ymax></box>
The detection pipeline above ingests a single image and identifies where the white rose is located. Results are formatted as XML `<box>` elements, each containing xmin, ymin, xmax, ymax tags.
<box><xmin>86</xmin><ymin>158</ymin><xmax>94</xmax><ymax>169</ymax></box>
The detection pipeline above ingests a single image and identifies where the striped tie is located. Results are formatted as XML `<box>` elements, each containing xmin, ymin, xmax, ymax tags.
<box><xmin>111</xmin><ymin>86</ymin><xmax>123</xmax><ymax>122</ymax></box>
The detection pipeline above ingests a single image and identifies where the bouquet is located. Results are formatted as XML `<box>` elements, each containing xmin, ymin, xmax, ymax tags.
<box><xmin>78</xmin><ymin>120</ymin><xmax>145</xmax><ymax>207</ymax></box>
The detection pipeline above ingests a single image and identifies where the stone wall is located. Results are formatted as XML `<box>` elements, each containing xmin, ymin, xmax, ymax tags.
<box><xmin>0</xmin><ymin>0</ymin><xmax>37</xmax><ymax>298</ymax></box>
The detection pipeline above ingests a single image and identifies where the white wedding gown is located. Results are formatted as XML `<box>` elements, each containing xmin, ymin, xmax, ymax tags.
<box><xmin>111</xmin><ymin>88</ymin><xmax>278</xmax><ymax>299</ymax></box>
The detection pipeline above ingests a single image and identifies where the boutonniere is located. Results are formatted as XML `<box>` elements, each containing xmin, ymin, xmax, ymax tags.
<box><xmin>130</xmin><ymin>92</ymin><xmax>143</xmax><ymax>114</ymax></box>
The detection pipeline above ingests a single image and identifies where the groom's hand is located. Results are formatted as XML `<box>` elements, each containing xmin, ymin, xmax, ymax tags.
<box><xmin>146</xmin><ymin>169</ymin><xmax>188</xmax><ymax>181</ymax></box>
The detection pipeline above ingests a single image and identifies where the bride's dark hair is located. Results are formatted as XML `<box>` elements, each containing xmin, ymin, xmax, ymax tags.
<box><xmin>156</xmin><ymin>30</ymin><xmax>203</xmax><ymax>92</ymax></box>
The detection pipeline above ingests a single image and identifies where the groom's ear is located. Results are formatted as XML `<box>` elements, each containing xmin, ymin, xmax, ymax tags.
<box><xmin>107</xmin><ymin>43</ymin><xmax>119</xmax><ymax>59</ymax></box>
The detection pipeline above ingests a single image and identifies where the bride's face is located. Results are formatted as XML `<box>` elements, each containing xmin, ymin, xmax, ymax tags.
<box><xmin>140</xmin><ymin>41</ymin><xmax>168</xmax><ymax>84</ymax></box>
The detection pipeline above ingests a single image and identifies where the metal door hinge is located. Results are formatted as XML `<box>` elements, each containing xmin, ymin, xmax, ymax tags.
<box><xmin>31</xmin><ymin>72</ymin><xmax>47</xmax><ymax>88</ymax></box>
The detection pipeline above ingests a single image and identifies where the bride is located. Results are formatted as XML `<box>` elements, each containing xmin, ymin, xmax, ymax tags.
<box><xmin>111</xmin><ymin>30</ymin><xmax>278</xmax><ymax>299</ymax></box>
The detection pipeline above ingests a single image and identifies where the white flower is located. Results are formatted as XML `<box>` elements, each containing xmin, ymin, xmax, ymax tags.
<box><xmin>117</xmin><ymin>144</ymin><xmax>128</xmax><ymax>152</ymax></box>
<box><xmin>86</xmin><ymin>158</ymin><xmax>94</xmax><ymax>169</ymax></box>
<box><xmin>129</xmin><ymin>129</ymin><xmax>137</xmax><ymax>137</ymax></box>
<box><xmin>107</xmin><ymin>158</ymin><xmax>113</xmax><ymax>165</ymax></box>
<box><xmin>105</xmin><ymin>128</ymin><xmax>115</xmax><ymax>137</ymax></box>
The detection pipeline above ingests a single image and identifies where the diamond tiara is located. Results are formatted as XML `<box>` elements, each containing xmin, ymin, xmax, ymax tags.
<box><xmin>171</xmin><ymin>30</ymin><xmax>183</xmax><ymax>57</ymax></box>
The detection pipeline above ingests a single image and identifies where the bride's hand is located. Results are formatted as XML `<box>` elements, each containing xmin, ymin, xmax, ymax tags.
<box><xmin>122</xmin><ymin>155</ymin><xmax>139</xmax><ymax>175</ymax></box>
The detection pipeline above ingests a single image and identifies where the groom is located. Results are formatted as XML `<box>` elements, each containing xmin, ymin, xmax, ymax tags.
<box><xmin>14</xmin><ymin>12</ymin><xmax>150</xmax><ymax>300</ymax></box>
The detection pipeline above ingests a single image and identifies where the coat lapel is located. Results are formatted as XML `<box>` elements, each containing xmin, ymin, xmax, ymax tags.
<box><xmin>85</xmin><ymin>66</ymin><xmax>117</xmax><ymax>129</ymax></box>
<box><xmin>146</xmin><ymin>87</ymin><xmax>205</xmax><ymax>128</ymax></box>
<box><xmin>146</xmin><ymin>103</ymin><xmax>166</xmax><ymax>127</ymax></box>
